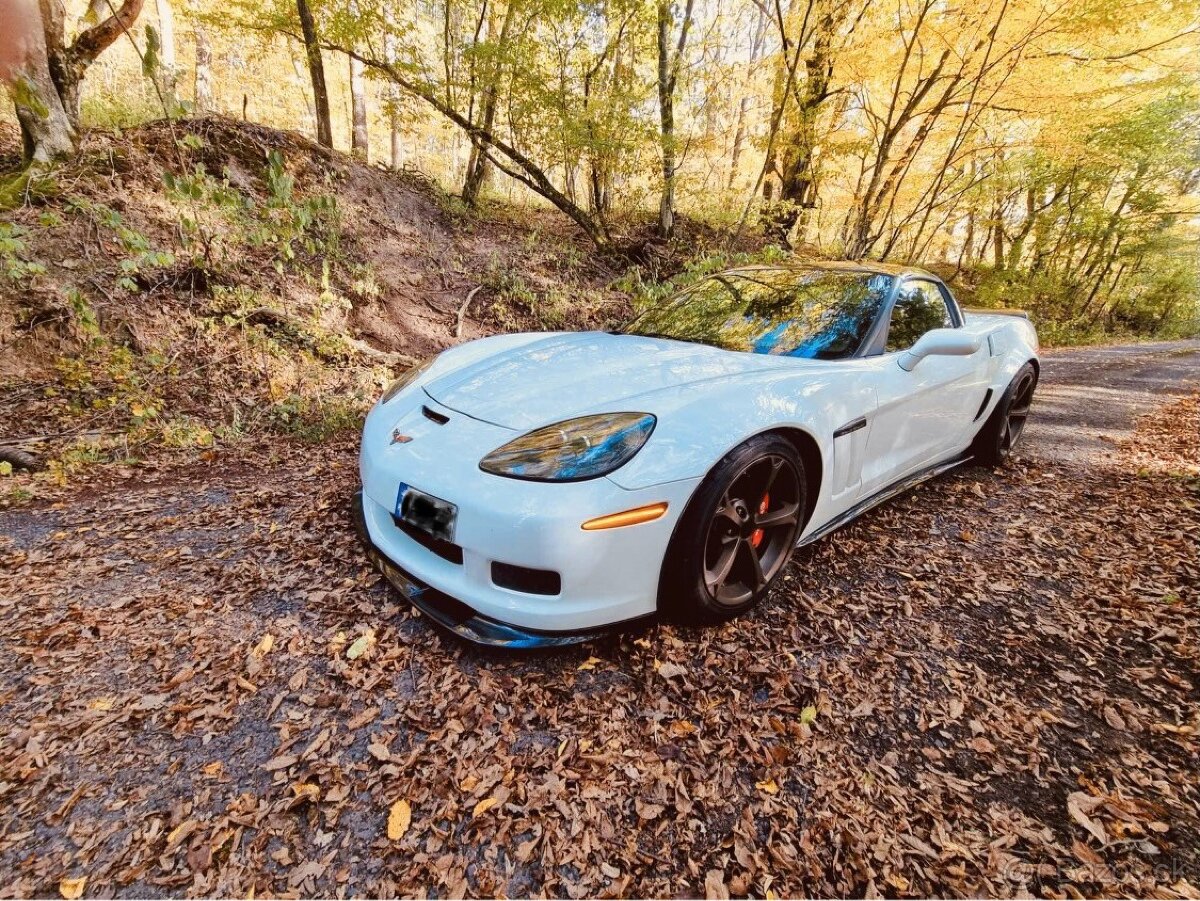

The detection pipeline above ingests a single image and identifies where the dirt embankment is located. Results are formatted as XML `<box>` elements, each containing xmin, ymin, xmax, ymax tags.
<box><xmin>0</xmin><ymin>117</ymin><xmax>634</xmax><ymax>477</ymax></box>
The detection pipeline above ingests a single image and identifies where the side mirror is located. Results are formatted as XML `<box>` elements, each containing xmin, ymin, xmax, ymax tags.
<box><xmin>897</xmin><ymin>328</ymin><xmax>981</xmax><ymax>371</ymax></box>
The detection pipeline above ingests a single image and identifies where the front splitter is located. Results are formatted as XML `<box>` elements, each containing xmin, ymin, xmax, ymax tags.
<box><xmin>352</xmin><ymin>490</ymin><xmax>615</xmax><ymax>648</ymax></box>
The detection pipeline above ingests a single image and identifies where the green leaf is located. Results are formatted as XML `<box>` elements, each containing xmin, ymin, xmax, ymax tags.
<box><xmin>143</xmin><ymin>25</ymin><xmax>161</xmax><ymax>79</ymax></box>
<box><xmin>800</xmin><ymin>705</ymin><xmax>818</xmax><ymax>725</ymax></box>
<box><xmin>346</xmin><ymin>634</ymin><xmax>371</xmax><ymax>660</ymax></box>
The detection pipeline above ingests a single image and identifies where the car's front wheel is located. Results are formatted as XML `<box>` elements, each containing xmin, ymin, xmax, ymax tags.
<box><xmin>660</xmin><ymin>434</ymin><xmax>806</xmax><ymax>625</ymax></box>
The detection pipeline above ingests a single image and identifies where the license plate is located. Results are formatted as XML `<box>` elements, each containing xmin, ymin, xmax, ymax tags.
<box><xmin>395</xmin><ymin>483</ymin><xmax>457</xmax><ymax>542</ymax></box>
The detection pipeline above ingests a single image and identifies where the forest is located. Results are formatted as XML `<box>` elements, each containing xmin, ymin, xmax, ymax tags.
<box><xmin>2</xmin><ymin>0</ymin><xmax>1198</xmax><ymax>342</ymax></box>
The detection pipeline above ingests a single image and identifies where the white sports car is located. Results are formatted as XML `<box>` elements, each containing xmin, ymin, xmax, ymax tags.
<box><xmin>354</xmin><ymin>262</ymin><xmax>1039</xmax><ymax>646</ymax></box>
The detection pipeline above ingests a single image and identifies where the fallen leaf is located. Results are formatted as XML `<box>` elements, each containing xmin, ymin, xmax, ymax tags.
<box><xmin>657</xmin><ymin>661</ymin><xmax>686</xmax><ymax>680</ymax></box>
<box><xmin>472</xmin><ymin>797</ymin><xmax>498</xmax><ymax>817</ymax></box>
<box><xmin>387</xmin><ymin>800</ymin><xmax>411</xmax><ymax>840</ymax></box>
<box><xmin>755</xmin><ymin>778</ymin><xmax>780</xmax><ymax>795</ymax></box>
<box><xmin>704</xmin><ymin>869</ymin><xmax>730</xmax><ymax>900</ymax></box>
<box><xmin>59</xmin><ymin>877</ymin><xmax>86</xmax><ymax>899</ymax></box>
<box><xmin>634</xmin><ymin>798</ymin><xmax>664</xmax><ymax>820</ymax></box>
<box><xmin>1068</xmin><ymin>792</ymin><xmax>1109</xmax><ymax>844</ymax></box>
<box><xmin>346</xmin><ymin>633</ymin><xmax>372</xmax><ymax>660</ymax></box>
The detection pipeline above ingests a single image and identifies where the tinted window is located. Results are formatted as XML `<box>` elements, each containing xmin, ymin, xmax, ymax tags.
<box><xmin>885</xmin><ymin>280</ymin><xmax>953</xmax><ymax>352</ymax></box>
<box><xmin>624</xmin><ymin>268</ymin><xmax>894</xmax><ymax>360</ymax></box>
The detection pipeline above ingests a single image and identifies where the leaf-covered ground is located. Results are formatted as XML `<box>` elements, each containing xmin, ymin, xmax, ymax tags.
<box><xmin>1</xmin><ymin>356</ymin><xmax>1198</xmax><ymax>898</ymax></box>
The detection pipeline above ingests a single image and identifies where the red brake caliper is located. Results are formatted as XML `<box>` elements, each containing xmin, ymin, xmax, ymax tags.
<box><xmin>750</xmin><ymin>493</ymin><xmax>769</xmax><ymax>548</ymax></box>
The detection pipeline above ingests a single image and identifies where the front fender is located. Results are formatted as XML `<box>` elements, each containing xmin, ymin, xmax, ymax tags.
<box><xmin>607</xmin><ymin>369</ymin><xmax>875</xmax><ymax>506</ymax></box>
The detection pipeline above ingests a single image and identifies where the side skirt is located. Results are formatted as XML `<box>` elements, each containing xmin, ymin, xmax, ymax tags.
<box><xmin>797</xmin><ymin>453</ymin><xmax>972</xmax><ymax>548</ymax></box>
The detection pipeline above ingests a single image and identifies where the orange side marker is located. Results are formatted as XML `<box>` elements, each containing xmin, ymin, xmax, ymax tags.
<box><xmin>581</xmin><ymin>502</ymin><xmax>669</xmax><ymax>531</ymax></box>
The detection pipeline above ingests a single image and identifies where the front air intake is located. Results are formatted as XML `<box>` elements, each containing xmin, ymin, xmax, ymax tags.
<box><xmin>491</xmin><ymin>562</ymin><xmax>562</xmax><ymax>596</ymax></box>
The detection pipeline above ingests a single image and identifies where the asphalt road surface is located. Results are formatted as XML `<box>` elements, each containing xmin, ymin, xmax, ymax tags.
<box><xmin>1023</xmin><ymin>339</ymin><xmax>1200</xmax><ymax>465</ymax></box>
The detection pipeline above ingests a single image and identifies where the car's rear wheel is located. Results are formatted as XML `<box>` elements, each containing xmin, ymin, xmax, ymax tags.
<box><xmin>660</xmin><ymin>434</ymin><xmax>806</xmax><ymax>625</ymax></box>
<box><xmin>973</xmin><ymin>362</ymin><xmax>1038</xmax><ymax>466</ymax></box>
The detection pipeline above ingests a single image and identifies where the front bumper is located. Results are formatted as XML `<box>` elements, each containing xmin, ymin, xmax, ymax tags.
<box><xmin>352</xmin><ymin>491</ymin><xmax>615</xmax><ymax>647</ymax></box>
<box><xmin>358</xmin><ymin>393</ymin><xmax>701</xmax><ymax>637</ymax></box>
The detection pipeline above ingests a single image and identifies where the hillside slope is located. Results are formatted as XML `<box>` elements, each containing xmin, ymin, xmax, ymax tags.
<box><xmin>0</xmin><ymin>117</ymin><xmax>629</xmax><ymax>486</ymax></box>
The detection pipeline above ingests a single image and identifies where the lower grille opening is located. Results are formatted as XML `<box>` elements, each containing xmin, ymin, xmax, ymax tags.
<box><xmin>392</xmin><ymin>515</ymin><xmax>464</xmax><ymax>564</ymax></box>
<box><xmin>491</xmin><ymin>561</ymin><xmax>561</xmax><ymax>596</ymax></box>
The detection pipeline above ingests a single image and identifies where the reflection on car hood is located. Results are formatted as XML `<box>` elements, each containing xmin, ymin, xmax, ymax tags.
<box><xmin>423</xmin><ymin>331</ymin><xmax>805</xmax><ymax>429</ymax></box>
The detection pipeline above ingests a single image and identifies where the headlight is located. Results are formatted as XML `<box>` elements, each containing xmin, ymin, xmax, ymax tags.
<box><xmin>380</xmin><ymin>355</ymin><xmax>436</xmax><ymax>404</ymax></box>
<box><xmin>479</xmin><ymin>412</ymin><xmax>656</xmax><ymax>481</ymax></box>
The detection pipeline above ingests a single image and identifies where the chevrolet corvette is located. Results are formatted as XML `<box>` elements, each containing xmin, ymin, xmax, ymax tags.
<box><xmin>354</xmin><ymin>262</ymin><xmax>1039</xmax><ymax>646</ymax></box>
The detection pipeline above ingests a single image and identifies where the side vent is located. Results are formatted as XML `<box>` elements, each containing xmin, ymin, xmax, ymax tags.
<box><xmin>973</xmin><ymin>388</ymin><xmax>994</xmax><ymax>422</ymax></box>
<box><xmin>421</xmin><ymin>405</ymin><xmax>449</xmax><ymax>425</ymax></box>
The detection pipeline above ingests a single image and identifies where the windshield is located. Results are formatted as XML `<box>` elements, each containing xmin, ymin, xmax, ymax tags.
<box><xmin>623</xmin><ymin>268</ymin><xmax>895</xmax><ymax>360</ymax></box>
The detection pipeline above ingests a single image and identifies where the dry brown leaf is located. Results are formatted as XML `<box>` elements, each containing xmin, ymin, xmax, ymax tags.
<box><xmin>704</xmin><ymin>869</ymin><xmax>730</xmax><ymax>900</ymax></box>
<box><xmin>1103</xmin><ymin>706</ymin><xmax>1126</xmax><ymax>730</ymax></box>
<box><xmin>1068</xmin><ymin>792</ymin><xmax>1109</xmax><ymax>845</ymax></box>
<box><xmin>59</xmin><ymin>877</ymin><xmax>86</xmax><ymax>900</ymax></box>
<box><xmin>472</xmin><ymin>797</ymin><xmax>498</xmax><ymax>817</ymax></box>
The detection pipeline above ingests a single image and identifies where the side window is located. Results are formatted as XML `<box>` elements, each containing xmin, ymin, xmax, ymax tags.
<box><xmin>886</xmin><ymin>280</ymin><xmax>953</xmax><ymax>352</ymax></box>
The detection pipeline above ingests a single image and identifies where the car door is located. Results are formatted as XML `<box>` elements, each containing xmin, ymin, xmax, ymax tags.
<box><xmin>859</xmin><ymin>278</ymin><xmax>984</xmax><ymax>494</ymax></box>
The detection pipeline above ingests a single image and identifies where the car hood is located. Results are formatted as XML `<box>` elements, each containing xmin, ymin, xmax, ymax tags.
<box><xmin>423</xmin><ymin>331</ymin><xmax>797</xmax><ymax>430</ymax></box>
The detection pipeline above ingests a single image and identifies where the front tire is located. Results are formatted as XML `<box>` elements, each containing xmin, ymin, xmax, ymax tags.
<box><xmin>659</xmin><ymin>434</ymin><xmax>806</xmax><ymax>625</ymax></box>
<box><xmin>973</xmin><ymin>362</ymin><xmax>1037</xmax><ymax>466</ymax></box>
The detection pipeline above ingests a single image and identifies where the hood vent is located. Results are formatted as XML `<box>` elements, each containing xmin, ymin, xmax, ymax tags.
<box><xmin>421</xmin><ymin>405</ymin><xmax>449</xmax><ymax>425</ymax></box>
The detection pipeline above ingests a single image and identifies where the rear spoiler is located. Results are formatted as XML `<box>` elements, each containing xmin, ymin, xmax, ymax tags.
<box><xmin>963</xmin><ymin>307</ymin><xmax>1030</xmax><ymax>321</ymax></box>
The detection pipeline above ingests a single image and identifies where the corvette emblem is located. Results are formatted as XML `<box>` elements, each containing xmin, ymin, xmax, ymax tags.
<box><xmin>391</xmin><ymin>430</ymin><xmax>413</xmax><ymax>445</ymax></box>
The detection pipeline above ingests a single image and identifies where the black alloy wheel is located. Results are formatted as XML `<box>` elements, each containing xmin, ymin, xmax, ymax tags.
<box><xmin>704</xmin><ymin>453</ymin><xmax>802</xmax><ymax>606</ymax></box>
<box><xmin>660</xmin><ymin>433</ymin><xmax>807</xmax><ymax>624</ymax></box>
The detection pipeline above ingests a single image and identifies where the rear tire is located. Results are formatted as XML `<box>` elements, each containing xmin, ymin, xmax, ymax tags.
<box><xmin>659</xmin><ymin>434</ymin><xmax>806</xmax><ymax>625</ymax></box>
<box><xmin>973</xmin><ymin>362</ymin><xmax>1037</xmax><ymax>467</ymax></box>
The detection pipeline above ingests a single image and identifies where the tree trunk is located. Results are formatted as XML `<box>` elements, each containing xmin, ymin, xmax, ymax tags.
<box><xmin>295</xmin><ymin>0</ymin><xmax>332</xmax><ymax>147</ymax></box>
<box><xmin>10</xmin><ymin>58</ymin><xmax>77</xmax><ymax>163</ymax></box>
<box><xmin>350</xmin><ymin>54</ymin><xmax>368</xmax><ymax>160</ymax></box>
<box><xmin>765</xmin><ymin>8</ymin><xmax>839</xmax><ymax>246</ymax></box>
<box><xmin>153</xmin><ymin>0</ymin><xmax>177</xmax><ymax>107</ymax></box>
<box><xmin>193</xmin><ymin>26</ymin><xmax>213</xmax><ymax>113</ymax></box>
<box><xmin>383</xmin><ymin>26</ymin><xmax>403</xmax><ymax>169</ymax></box>
<box><xmin>655</xmin><ymin>0</ymin><xmax>694</xmax><ymax>239</ymax></box>
<box><xmin>6</xmin><ymin>0</ymin><xmax>145</xmax><ymax>163</ymax></box>
<box><xmin>461</xmin><ymin>0</ymin><xmax>518</xmax><ymax>206</ymax></box>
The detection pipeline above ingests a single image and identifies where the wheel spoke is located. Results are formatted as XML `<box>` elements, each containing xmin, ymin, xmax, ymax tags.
<box><xmin>754</xmin><ymin>501</ymin><xmax>800</xmax><ymax>528</ymax></box>
<box><xmin>744</xmin><ymin>542</ymin><xmax>766</xmax><ymax>589</ymax></box>
<box><xmin>761</xmin><ymin>456</ymin><xmax>784</xmax><ymax>494</ymax></box>
<box><xmin>705</xmin><ymin>538</ymin><xmax>740</xmax><ymax>589</ymax></box>
<box><xmin>714</xmin><ymin>493</ymin><xmax>740</xmax><ymax>526</ymax></box>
